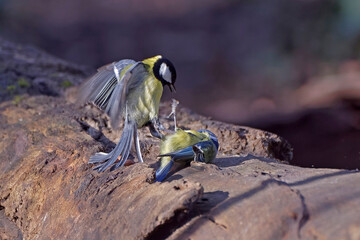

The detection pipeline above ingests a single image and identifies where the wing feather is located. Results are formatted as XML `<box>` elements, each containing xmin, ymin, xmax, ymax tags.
<box><xmin>78</xmin><ymin>59</ymin><xmax>148</xmax><ymax>129</ymax></box>
<box><xmin>159</xmin><ymin>141</ymin><xmax>215</xmax><ymax>163</ymax></box>
<box><xmin>159</xmin><ymin>145</ymin><xmax>194</xmax><ymax>162</ymax></box>
<box><xmin>78</xmin><ymin>59</ymin><xmax>136</xmax><ymax>105</ymax></box>
<box><xmin>106</xmin><ymin>63</ymin><xmax>147</xmax><ymax>129</ymax></box>
<box><xmin>155</xmin><ymin>159</ymin><xmax>174</xmax><ymax>182</ymax></box>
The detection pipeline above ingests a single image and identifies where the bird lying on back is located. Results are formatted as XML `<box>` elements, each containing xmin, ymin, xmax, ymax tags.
<box><xmin>156</xmin><ymin>128</ymin><xmax>219</xmax><ymax>182</ymax></box>
<box><xmin>155</xmin><ymin>99</ymin><xmax>219</xmax><ymax>182</ymax></box>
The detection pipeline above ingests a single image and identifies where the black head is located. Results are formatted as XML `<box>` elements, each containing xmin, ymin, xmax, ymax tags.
<box><xmin>153</xmin><ymin>58</ymin><xmax>177</xmax><ymax>92</ymax></box>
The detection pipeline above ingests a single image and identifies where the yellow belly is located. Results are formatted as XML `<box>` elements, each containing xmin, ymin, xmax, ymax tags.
<box><xmin>126</xmin><ymin>75</ymin><xmax>163</xmax><ymax>127</ymax></box>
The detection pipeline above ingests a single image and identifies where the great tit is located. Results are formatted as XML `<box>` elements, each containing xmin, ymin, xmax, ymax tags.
<box><xmin>155</xmin><ymin>129</ymin><xmax>219</xmax><ymax>182</ymax></box>
<box><xmin>78</xmin><ymin>55</ymin><xmax>176</xmax><ymax>172</ymax></box>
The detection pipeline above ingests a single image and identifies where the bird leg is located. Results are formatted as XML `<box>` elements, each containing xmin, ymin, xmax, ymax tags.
<box><xmin>148</xmin><ymin>98</ymin><xmax>179</xmax><ymax>139</ymax></box>
<box><xmin>167</xmin><ymin>98</ymin><xmax>179</xmax><ymax>131</ymax></box>
<box><xmin>192</xmin><ymin>145</ymin><xmax>205</xmax><ymax>162</ymax></box>
<box><xmin>148</xmin><ymin>119</ymin><xmax>164</xmax><ymax>139</ymax></box>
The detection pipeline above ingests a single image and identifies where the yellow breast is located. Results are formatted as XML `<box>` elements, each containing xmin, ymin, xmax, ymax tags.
<box><xmin>127</xmin><ymin>74</ymin><xmax>163</xmax><ymax>127</ymax></box>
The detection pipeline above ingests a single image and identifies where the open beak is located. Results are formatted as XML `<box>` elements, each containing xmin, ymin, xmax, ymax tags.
<box><xmin>168</xmin><ymin>84</ymin><xmax>176</xmax><ymax>93</ymax></box>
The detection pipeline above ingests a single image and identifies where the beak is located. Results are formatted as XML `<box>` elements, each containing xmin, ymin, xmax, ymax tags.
<box><xmin>168</xmin><ymin>84</ymin><xmax>176</xmax><ymax>93</ymax></box>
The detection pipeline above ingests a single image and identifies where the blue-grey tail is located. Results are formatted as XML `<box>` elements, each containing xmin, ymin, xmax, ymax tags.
<box><xmin>88</xmin><ymin>151</ymin><xmax>113</xmax><ymax>164</ymax></box>
<box><xmin>90</xmin><ymin>118</ymin><xmax>137</xmax><ymax>172</ymax></box>
<box><xmin>155</xmin><ymin>160</ymin><xmax>174</xmax><ymax>182</ymax></box>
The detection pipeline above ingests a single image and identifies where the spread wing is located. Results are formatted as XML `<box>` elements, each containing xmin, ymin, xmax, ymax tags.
<box><xmin>78</xmin><ymin>59</ymin><xmax>135</xmax><ymax>106</ymax></box>
<box><xmin>78</xmin><ymin>59</ymin><xmax>148</xmax><ymax>129</ymax></box>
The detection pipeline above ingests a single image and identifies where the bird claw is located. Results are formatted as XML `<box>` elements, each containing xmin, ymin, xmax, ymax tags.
<box><xmin>149</xmin><ymin>120</ymin><xmax>164</xmax><ymax>139</ymax></box>
<box><xmin>149</xmin><ymin>99</ymin><xmax>179</xmax><ymax>139</ymax></box>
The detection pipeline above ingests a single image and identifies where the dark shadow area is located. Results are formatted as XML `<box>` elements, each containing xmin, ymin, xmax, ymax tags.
<box><xmin>172</xmin><ymin>178</ymin><xmax>282</xmax><ymax>239</ymax></box>
<box><xmin>209</xmin><ymin>179</ymin><xmax>287</xmax><ymax>216</ymax></box>
<box><xmin>212</xmin><ymin>170</ymin><xmax>358</xmax><ymax>218</ymax></box>
<box><xmin>172</xmin><ymin>169</ymin><xmax>359</xmax><ymax>238</ymax></box>
<box><xmin>213</xmin><ymin>154</ymin><xmax>280</xmax><ymax>168</ymax></box>
<box><xmin>309</xmin><ymin>189</ymin><xmax>360</xmax><ymax>217</ymax></box>
<box><xmin>77</xmin><ymin>119</ymin><xmax>115</xmax><ymax>152</ymax></box>
<box><xmin>249</xmin><ymin>106</ymin><xmax>360</xmax><ymax>170</ymax></box>
<box><xmin>166</xmin><ymin>161</ymin><xmax>199</xmax><ymax>180</ymax></box>
<box><xmin>162</xmin><ymin>154</ymin><xmax>281</xmax><ymax>182</ymax></box>
<box><xmin>287</xmin><ymin>169</ymin><xmax>359</xmax><ymax>187</ymax></box>
<box><xmin>165</xmin><ymin>174</ymin><xmax>183</xmax><ymax>181</ymax></box>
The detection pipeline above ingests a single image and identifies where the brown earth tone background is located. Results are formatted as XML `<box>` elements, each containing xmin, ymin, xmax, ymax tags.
<box><xmin>2</xmin><ymin>0</ymin><xmax>360</xmax><ymax>171</ymax></box>
<box><xmin>1</xmin><ymin>37</ymin><xmax>360</xmax><ymax>239</ymax></box>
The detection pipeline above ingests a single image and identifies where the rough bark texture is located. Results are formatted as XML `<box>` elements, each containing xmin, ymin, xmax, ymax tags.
<box><xmin>0</xmin><ymin>38</ymin><xmax>360</xmax><ymax>240</ymax></box>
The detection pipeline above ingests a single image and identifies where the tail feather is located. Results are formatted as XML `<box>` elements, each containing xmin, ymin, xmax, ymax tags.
<box><xmin>94</xmin><ymin>134</ymin><xmax>127</xmax><ymax>172</ymax></box>
<box><xmin>89</xmin><ymin>151</ymin><xmax>113</xmax><ymax>164</ymax></box>
<box><xmin>97</xmin><ymin>122</ymin><xmax>131</xmax><ymax>172</ymax></box>
<box><xmin>111</xmin><ymin>128</ymin><xmax>134</xmax><ymax>170</ymax></box>
<box><xmin>93</xmin><ymin>118</ymin><xmax>136</xmax><ymax>172</ymax></box>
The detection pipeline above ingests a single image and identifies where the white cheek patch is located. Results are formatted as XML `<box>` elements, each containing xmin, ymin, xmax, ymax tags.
<box><xmin>159</xmin><ymin>63</ymin><xmax>172</xmax><ymax>83</ymax></box>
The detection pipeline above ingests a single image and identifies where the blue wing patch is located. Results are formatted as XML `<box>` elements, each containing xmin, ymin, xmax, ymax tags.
<box><xmin>155</xmin><ymin>160</ymin><xmax>174</xmax><ymax>182</ymax></box>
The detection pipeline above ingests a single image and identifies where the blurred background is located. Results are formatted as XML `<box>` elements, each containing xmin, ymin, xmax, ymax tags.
<box><xmin>1</xmin><ymin>0</ymin><xmax>360</xmax><ymax>169</ymax></box>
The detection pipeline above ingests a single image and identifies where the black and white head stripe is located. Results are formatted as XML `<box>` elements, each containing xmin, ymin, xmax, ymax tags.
<box><xmin>153</xmin><ymin>58</ymin><xmax>176</xmax><ymax>86</ymax></box>
<box><xmin>198</xmin><ymin>129</ymin><xmax>219</xmax><ymax>150</ymax></box>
